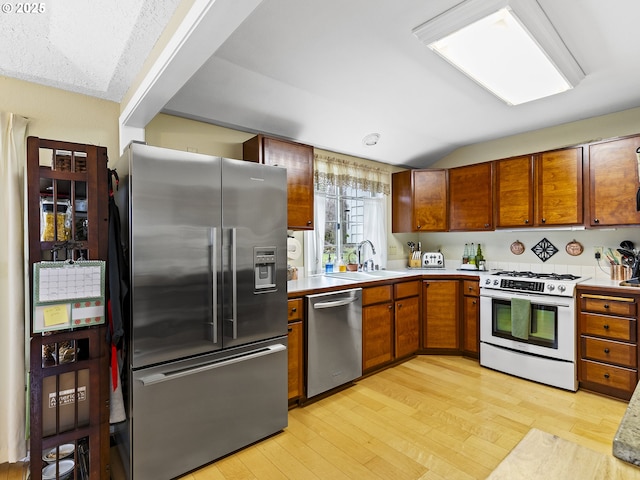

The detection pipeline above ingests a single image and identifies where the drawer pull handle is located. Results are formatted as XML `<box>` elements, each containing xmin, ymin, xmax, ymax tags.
<box><xmin>603</xmin><ymin>324</ymin><xmax>610</xmax><ymax>330</ymax></box>
<box><xmin>288</xmin><ymin>327</ymin><xmax>293</xmax><ymax>333</ymax></box>
<box><xmin>472</xmin><ymin>300</ymin><xmax>477</xmax><ymax>305</ymax></box>
<box><xmin>604</xmin><ymin>304</ymin><xmax>609</xmax><ymax>309</ymax></box>
<box><xmin>291</xmin><ymin>307</ymin><xmax>297</xmax><ymax>313</ymax></box>
<box><xmin>604</xmin><ymin>348</ymin><xmax>610</xmax><ymax>354</ymax></box>
<box><xmin>604</xmin><ymin>373</ymin><xmax>610</xmax><ymax>379</ymax></box>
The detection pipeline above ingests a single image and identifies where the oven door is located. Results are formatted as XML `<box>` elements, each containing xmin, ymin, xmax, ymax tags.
<box><xmin>480</xmin><ymin>289</ymin><xmax>575</xmax><ymax>362</ymax></box>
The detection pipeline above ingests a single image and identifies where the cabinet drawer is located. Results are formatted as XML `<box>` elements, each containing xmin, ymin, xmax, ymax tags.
<box><xmin>394</xmin><ymin>281</ymin><xmax>420</xmax><ymax>300</ymax></box>
<box><xmin>580</xmin><ymin>294</ymin><xmax>636</xmax><ymax>316</ymax></box>
<box><xmin>288</xmin><ymin>298</ymin><xmax>303</xmax><ymax>322</ymax></box>
<box><xmin>582</xmin><ymin>336</ymin><xmax>637</xmax><ymax>368</ymax></box>
<box><xmin>579</xmin><ymin>313</ymin><xmax>636</xmax><ymax>342</ymax></box>
<box><xmin>363</xmin><ymin>285</ymin><xmax>393</xmax><ymax>306</ymax></box>
<box><xmin>580</xmin><ymin>359</ymin><xmax>637</xmax><ymax>393</ymax></box>
<box><xmin>463</xmin><ymin>280</ymin><xmax>479</xmax><ymax>297</ymax></box>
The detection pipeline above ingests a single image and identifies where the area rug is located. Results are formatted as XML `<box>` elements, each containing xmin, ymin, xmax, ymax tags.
<box><xmin>486</xmin><ymin>428</ymin><xmax>640</xmax><ymax>479</ymax></box>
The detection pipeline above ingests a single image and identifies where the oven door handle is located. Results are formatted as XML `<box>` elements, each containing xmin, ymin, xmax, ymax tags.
<box><xmin>480</xmin><ymin>293</ymin><xmax>572</xmax><ymax>308</ymax></box>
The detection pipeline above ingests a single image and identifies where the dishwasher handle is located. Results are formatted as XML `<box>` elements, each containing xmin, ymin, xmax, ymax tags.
<box><xmin>313</xmin><ymin>297</ymin><xmax>359</xmax><ymax>309</ymax></box>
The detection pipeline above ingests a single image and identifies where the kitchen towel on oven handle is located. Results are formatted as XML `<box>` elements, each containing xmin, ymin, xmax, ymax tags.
<box><xmin>511</xmin><ymin>298</ymin><xmax>531</xmax><ymax>340</ymax></box>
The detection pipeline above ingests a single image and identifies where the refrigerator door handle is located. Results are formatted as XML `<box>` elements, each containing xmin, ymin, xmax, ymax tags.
<box><xmin>210</xmin><ymin>227</ymin><xmax>218</xmax><ymax>345</ymax></box>
<box><xmin>230</xmin><ymin>227</ymin><xmax>238</xmax><ymax>339</ymax></box>
<box><xmin>138</xmin><ymin>344</ymin><xmax>286</xmax><ymax>386</ymax></box>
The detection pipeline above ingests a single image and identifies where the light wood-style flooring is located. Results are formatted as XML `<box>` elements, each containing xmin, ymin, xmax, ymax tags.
<box><xmin>177</xmin><ymin>355</ymin><xmax>631</xmax><ymax>479</ymax></box>
<box><xmin>4</xmin><ymin>355</ymin><xmax>634</xmax><ymax>479</ymax></box>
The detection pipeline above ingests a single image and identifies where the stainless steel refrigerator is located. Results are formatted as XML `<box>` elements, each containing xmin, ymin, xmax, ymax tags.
<box><xmin>113</xmin><ymin>143</ymin><xmax>288</xmax><ymax>480</ymax></box>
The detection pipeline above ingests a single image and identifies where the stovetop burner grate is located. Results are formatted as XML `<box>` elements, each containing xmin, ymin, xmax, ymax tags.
<box><xmin>493</xmin><ymin>271</ymin><xmax>581</xmax><ymax>281</ymax></box>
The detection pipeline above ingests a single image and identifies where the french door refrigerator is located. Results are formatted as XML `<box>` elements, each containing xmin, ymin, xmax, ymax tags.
<box><xmin>113</xmin><ymin>143</ymin><xmax>288</xmax><ymax>480</ymax></box>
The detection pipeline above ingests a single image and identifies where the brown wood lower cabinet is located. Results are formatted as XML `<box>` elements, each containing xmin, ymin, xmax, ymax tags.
<box><xmin>362</xmin><ymin>282</ymin><xmax>422</xmax><ymax>373</ymax></box>
<box><xmin>362</xmin><ymin>285</ymin><xmax>394</xmax><ymax>372</ymax></box>
<box><xmin>287</xmin><ymin>298</ymin><xmax>304</xmax><ymax>402</ymax></box>
<box><xmin>577</xmin><ymin>287</ymin><xmax>639</xmax><ymax>401</ymax></box>
<box><xmin>394</xmin><ymin>281</ymin><xmax>421</xmax><ymax>359</ymax></box>
<box><xmin>462</xmin><ymin>279</ymin><xmax>480</xmax><ymax>356</ymax></box>
<box><xmin>423</xmin><ymin>279</ymin><xmax>460</xmax><ymax>350</ymax></box>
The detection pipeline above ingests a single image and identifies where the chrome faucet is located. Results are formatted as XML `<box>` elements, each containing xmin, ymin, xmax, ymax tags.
<box><xmin>357</xmin><ymin>240</ymin><xmax>376</xmax><ymax>271</ymax></box>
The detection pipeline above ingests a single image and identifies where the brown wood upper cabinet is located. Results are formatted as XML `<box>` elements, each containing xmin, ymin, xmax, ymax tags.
<box><xmin>392</xmin><ymin>169</ymin><xmax>448</xmax><ymax>232</ymax></box>
<box><xmin>448</xmin><ymin>162</ymin><xmax>493</xmax><ymax>231</ymax></box>
<box><xmin>588</xmin><ymin>135</ymin><xmax>640</xmax><ymax>227</ymax></box>
<box><xmin>494</xmin><ymin>147</ymin><xmax>583</xmax><ymax>228</ymax></box>
<box><xmin>243</xmin><ymin>135</ymin><xmax>314</xmax><ymax>230</ymax></box>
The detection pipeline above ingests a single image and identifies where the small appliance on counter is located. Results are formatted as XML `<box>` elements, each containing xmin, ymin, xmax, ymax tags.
<box><xmin>421</xmin><ymin>251</ymin><xmax>445</xmax><ymax>269</ymax></box>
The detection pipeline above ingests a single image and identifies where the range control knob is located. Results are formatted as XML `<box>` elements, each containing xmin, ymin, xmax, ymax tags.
<box><xmin>485</xmin><ymin>278</ymin><xmax>492</xmax><ymax>285</ymax></box>
<box><xmin>558</xmin><ymin>284</ymin><xmax>566</xmax><ymax>293</ymax></box>
<box><xmin>547</xmin><ymin>284</ymin><xmax>555</xmax><ymax>291</ymax></box>
<box><xmin>493</xmin><ymin>279</ymin><xmax>499</xmax><ymax>286</ymax></box>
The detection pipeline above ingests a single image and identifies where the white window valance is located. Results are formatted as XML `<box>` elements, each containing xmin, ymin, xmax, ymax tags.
<box><xmin>314</xmin><ymin>153</ymin><xmax>391</xmax><ymax>195</ymax></box>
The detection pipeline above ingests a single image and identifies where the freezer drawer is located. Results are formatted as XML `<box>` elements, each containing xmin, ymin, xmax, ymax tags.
<box><xmin>129</xmin><ymin>338</ymin><xmax>288</xmax><ymax>479</ymax></box>
<box><xmin>307</xmin><ymin>288</ymin><xmax>362</xmax><ymax>398</ymax></box>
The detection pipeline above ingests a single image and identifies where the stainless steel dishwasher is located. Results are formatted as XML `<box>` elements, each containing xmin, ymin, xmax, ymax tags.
<box><xmin>306</xmin><ymin>288</ymin><xmax>362</xmax><ymax>397</ymax></box>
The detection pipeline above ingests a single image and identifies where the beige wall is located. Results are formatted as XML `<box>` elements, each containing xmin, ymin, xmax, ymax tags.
<box><xmin>432</xmin><ymin>106</ymin><xmax>640</xmax><ymax>168</ymax></box>
<box><xmin>145</xmin><ymin>113</ymin><xmax>254</xmax><ymax>158</ymax></box>
<box><xmin>0</xmin><ymin>76</ymin><xmax>120</xmax><ymax>163</ymax></box>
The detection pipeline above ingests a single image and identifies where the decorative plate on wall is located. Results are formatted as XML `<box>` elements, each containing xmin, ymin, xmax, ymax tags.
<box><xmin>531</xmin><ymin>238</ymin><xmax>558</xmax><ymax>262</ymax></box>
<box><xmin>510</xmin><ymin>240</ymin><xmax>525</xmax><ymax>255</ymax></box>
<box><xmin>565</xmin><ymin>239</ymin><xmax>584</xmax><ymax>256</ymax></box>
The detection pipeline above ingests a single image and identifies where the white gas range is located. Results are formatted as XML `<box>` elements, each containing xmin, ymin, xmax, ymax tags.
<box><xmin>479</xmin><ymin>270</ymin><xmax>590</xmax><ymax>391</ymax></box>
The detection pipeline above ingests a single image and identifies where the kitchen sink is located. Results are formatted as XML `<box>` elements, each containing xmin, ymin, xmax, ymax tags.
<box><xmin>620</xmin><ymin>278</ymin><xmax>640</xmax><ymax>287</ymax></box>
<box><xmin>325</xmin><ymin>270</ymin><xmax>404</xmax><ymax>281</ymax></box>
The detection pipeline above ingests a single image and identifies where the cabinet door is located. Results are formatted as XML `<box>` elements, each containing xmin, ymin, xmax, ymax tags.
<box><xmin>423</xmin><ymin>280</ymin><xmax>460</xmax><ymax>349</ymax></box>
<box><xmin>536</xmin><ymin>147</ymin><xmax>583</xmax><ymax>226</ymax></box>
<box><xmin>392</xmin><ymin>170</ymin><xmax>413</xmax><ymax>233</ymax></box>
<box><xmin>244</xmin><ymin>136</ymin><xmax>315</xmax><ymax>230</ymax></box>
<box><xmin>494</xmin><ymin>155</ymin><xmax>534</xmax><ymax>228</ymax></box>
<box><xmin>413</xmin><ymin>169</ymin><xmax>448</xmax><ymax>231</ymax></box>
<box><xmin>287</xmin><ymin>321</ymin><xmax>303</xmax><ymax>400</ymax></box>
<box><xmin>589</xmin><ymin>135</ymin><xmax>640</xmax><ymax>227</ymax></box>
<box><xmin>449</xmin><ymin>162</ymin><xmax>493</xmax><ymax>231</ymax></box>
<box><xmin>395</xmin><ymin>296</ymin><xmax>420</xmax><ymax>359</ymax></box>
<box><xmin>362</xmin><ymin>303</ymin><xmax>394</xmax><ymax>371</ymax></box>
<box><xmin>463</xmin><ymin>295</ymin><xmax>479</xmax><ymax>355</ymax></box>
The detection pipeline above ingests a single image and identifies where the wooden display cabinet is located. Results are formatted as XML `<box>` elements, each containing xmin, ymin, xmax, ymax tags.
<box><xmin>26</xmin><ymin>137</ymin><xmax>110</xmax><ymax>479</ymax></box>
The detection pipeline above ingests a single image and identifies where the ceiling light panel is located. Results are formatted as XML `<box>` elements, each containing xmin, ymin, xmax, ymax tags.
<box><xmin>413</xmin><ymin>0</ymin><xmax>585</xmax><ymax>105</ymax></box>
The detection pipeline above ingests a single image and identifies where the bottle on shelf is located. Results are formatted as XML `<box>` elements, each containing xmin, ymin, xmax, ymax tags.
<box><xmin>462</xmin><ymin>243</ymin><xmax>469</xmax><ymax>264</ymax></box>
<box><xmin>338</xmin><ymin>255</ymin><xmax>347</xmax><ymax>272</ymax></box>
<box><xmin>468</xmin><ymin>243</ymin><xmax>476</xmax><ymax>266</ymax></box>
<box><xmin>325</xmin><ymin>254</ymin><xmax>333</xmax><ymax>273</ymax></box>
<box><xmin>475</xmin><ymin>244</ymin><xmax>485</xmax><ymax>271</ymax></box>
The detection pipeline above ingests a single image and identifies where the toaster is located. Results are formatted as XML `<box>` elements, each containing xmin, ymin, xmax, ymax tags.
<box><xmin>422</xmin><ymin>251</ymin><xmax>445</xmax><ymax>268</ymax></box>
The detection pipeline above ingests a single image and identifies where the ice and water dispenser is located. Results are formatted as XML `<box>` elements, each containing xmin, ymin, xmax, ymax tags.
<box><xmin>254</xmin><ymin>247</ymin><xmax>277</xmax><ymax>292</ymax></box>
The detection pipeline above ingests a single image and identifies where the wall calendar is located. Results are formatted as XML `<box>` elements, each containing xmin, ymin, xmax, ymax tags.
<box><xmin>32</xmin><ymin>260</ymin><xmax>106</xmax><ymax>333</ymax></box>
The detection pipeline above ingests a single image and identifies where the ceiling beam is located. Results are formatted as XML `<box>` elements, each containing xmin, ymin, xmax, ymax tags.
<box><xmin>118</xmin><ymin>0</ymin><xmax>263</xmax><ymax>153</ymax></box>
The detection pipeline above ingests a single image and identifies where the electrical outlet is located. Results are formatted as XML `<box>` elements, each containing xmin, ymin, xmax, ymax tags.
<box><xmin>389</xmin><ymin>245</ymin><xmax>397</xmax><ymax>255</ymax></box>
<box><xmin>594</xmin><ymin>246</ymin><xmax>604</xmax><ymax>260</ymax></box>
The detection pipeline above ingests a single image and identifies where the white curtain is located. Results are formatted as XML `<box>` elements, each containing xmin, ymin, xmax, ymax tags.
<box><xmin>304</xmin><ymin>192</ymin><xmax>326</xmax><ymax>276</ymax></box>
<box><xmin>363</xmin><ymin>197</ymin><xmax>387</xmax><ymax>269</ymax></box>
<box><xmin>0</xmin><ymin>112</ymin><xmax>29</xmax><ymax>463</ymax></box>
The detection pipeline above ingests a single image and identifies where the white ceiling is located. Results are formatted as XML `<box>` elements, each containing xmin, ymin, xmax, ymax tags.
<box><xmin>5</xmin><ymin>0</ymin><xmax>640</xmax><ymax>168</ymax></box>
